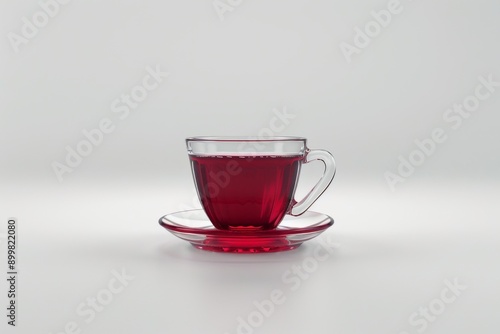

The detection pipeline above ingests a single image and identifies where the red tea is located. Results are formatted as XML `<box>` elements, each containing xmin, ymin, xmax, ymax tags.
<box><xmin>189</xmin><ymin>155</ymin><xmax>303</xmax><ymax>230</ymax></box>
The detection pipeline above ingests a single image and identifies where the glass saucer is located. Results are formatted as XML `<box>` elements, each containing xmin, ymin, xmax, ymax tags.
<box><xmin>159</xmin><ymin>209</ymin><xmax>334</xmax><ymax>253</ymax></box>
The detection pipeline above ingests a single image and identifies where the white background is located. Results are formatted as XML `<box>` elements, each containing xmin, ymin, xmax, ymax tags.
<box><xmin>1</xmin><ymin>0</ymin><xmax>500</xmax><ymax>333</ymax></box>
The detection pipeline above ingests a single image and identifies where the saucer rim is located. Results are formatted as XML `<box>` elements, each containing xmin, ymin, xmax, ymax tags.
<box><xmin>159</xmin><ymin>209</ymin><xmax>334</xmax><ymax>237</ymax></box>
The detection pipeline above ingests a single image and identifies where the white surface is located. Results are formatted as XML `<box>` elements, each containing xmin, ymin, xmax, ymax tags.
<box><xmin>1</xmin><ymin>179</ymin><xmax>499</xmax><ymax>334</ymax></box>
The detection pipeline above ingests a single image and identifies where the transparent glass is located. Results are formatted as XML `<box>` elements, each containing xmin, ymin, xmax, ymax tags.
<box><xmin>159</xmin><ymin>209</ymin><xmax>334</xmax><ymax>253</ymax></box>
<box><xmin>186</xmin><ymin>136</ymin><xmax>336</xmax><ymax>230</ymax></box>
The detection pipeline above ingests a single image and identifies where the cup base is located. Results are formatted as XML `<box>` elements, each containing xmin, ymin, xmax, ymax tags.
<box><xmin>195</xmin><ymin>234</ymin><xmax>298</xmax><ymax>253</ymax></box>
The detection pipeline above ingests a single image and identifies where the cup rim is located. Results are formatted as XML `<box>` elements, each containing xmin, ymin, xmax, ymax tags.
<box><xmin>186</xmin><ymin>136</ymin><xmax>306</xmax><ymax>142</ymax></box>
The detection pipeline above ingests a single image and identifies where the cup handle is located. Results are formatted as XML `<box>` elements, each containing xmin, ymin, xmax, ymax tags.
<box><xmin>288</xmin><ymin>149</ymin><xmax>336</xmax><ymax>216</ymax></box>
